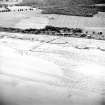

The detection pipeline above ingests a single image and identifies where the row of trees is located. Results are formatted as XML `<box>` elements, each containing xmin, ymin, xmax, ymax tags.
<box><xmin>0</xmin><ymin>26</ymin><xmax>104</xmax><ymax>40</ymax></box>
<box><xmin>0</xmin><ymin>26</ymin><xmax>82</xmax><ymax>35</ymax></box>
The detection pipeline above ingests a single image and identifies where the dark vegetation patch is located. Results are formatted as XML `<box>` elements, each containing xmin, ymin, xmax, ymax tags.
<box><xmin>18</xmin><ymin>0</ymin><xmax>105</xmax><ymax>17</ymax></box>
<box><xmin>41</xmin><ymin>6</ymin><xmax>98</xmax><ymax>17</ymax></box>
<box><xmin>0</xmin><ymin>26</ymin><xmax>105</xmax><ymax>40</ymax></box>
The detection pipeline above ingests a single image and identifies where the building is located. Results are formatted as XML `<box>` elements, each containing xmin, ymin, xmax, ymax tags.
<box><xmin>0</xmin><ymin>0</ymin><xmax>22</xmax><ymax>6</ymax></box>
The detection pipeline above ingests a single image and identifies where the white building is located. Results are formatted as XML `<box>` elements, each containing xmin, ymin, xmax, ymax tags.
<box><xmin>0</xmin><ymin>0</ymin><xmax>22</xmax><ymax>6</ymax></box>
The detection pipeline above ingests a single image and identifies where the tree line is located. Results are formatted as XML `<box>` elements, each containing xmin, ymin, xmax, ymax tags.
<box><xmin>0</xmin><ymin>26</ymin><xmax>104</xmax><ymax>40</ymax></box>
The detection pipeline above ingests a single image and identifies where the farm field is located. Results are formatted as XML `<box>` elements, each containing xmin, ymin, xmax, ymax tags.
<box><xmin>0</xmin><ymin>32</ymin><xmax>105</xmax><ymax>105</ymax></box>
<box><xmin>0</xmin><ymin>12</ymin><xmax>105</xmax><ymax>33</ymax></box>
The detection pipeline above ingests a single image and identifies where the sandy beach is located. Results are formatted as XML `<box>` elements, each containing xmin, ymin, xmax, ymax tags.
<box><xmin>0</xmin><ymin>33</ymin><xmax>105</xmax><ymax>105</ymax></box>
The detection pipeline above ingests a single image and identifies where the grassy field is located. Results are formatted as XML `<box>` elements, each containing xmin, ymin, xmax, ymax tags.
<box><xmin>0</xmin><ymin>11</ymin><xmax>105</xmax><ymax>32</ymax></box>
